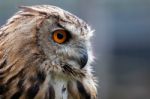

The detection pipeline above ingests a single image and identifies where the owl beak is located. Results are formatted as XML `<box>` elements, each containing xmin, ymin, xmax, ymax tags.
<box><xmin>78</xmin><ymin>51</ymin><xmax>88</xmax><ymax>68</ymax></box>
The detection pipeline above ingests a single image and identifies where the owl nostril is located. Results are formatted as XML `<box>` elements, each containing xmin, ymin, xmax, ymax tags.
<box><xmin>79</xmin><ymin>51</ymin><xmax>88</xmax><ymax>68</ymax></box>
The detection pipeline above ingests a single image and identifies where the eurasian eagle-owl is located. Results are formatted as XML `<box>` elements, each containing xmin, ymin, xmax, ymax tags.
<box><xmin>0</xmin><ymin>5</ymin><xmax>97</xmax><ymax>99</ymax></box>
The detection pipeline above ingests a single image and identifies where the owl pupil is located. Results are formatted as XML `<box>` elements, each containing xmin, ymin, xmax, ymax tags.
<box><xmin>57</xmin><ymin>33</ymin><xmax>63</xmax><ymax>39</ymax></box>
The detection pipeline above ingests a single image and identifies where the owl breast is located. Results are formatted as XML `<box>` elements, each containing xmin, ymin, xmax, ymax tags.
<box><xmin>50</xmin><ymin>76</ymin><xmax>68</xmax><ymax>99</ymax></box>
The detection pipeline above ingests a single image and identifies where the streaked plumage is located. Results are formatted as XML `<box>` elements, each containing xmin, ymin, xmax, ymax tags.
<box><xmin>0</xmin><ymin>5</ymin><xmax>97</xmax><ymax>99</ymax></box>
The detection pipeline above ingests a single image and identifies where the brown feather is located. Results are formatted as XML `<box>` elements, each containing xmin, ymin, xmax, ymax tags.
<box><xmin>0</xmin><ymin>5</ymin><xmax>97</xmax><ymax>99</ymax></box>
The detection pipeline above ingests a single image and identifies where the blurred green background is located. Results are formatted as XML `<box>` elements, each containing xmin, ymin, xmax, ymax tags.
<box><xmin>1</xmin><ymin>0</ymin><xmax>150</xmax><ymax>99</ymax></box>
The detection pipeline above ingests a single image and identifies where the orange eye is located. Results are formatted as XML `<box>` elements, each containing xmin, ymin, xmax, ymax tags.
<box><xmin>52</xmin><ymin>29</ymin><xmax>68</xmax><ymax>44</ymax></box>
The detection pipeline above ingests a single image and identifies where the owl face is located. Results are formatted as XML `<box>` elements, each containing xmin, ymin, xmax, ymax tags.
<box><xmin>38</xmin><ymin>16</ymin><xmax>92</xmax><ymax>72</ymax></box>
<box><xmin>23</xmin><ymin>5</ymin><xmax>95</xmax><ymax>77</ymax></box>
<box><xmin>4</xmin><ymin>5</ymin><xmax>94</xmax><ymax>78</ymax></box>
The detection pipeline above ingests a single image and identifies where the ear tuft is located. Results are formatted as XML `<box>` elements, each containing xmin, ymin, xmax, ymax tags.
<box><xmin>19</xmin><ymin>6</ymin><xmax>36</xmax><ymax>12</ymax></box>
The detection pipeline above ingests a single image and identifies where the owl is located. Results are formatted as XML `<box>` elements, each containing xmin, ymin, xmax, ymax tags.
<box><xmin>0</xmin><ymin>5</ymin><xmax>97</xmax><ymax>99</ymax></box>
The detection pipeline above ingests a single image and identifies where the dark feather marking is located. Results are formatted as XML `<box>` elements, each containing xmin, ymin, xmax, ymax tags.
<box><xmin>39</xmin><ymin>11</ymin><xmax>48</xmax><ymax>16</ymax></box>
<box><xmin>0</xmin><ymin>85</ymin><xmax>6</xmax><ymax>94</ymax></box>
<box><xmin>27</xmin><ymin>82</ymin><xmax>40</xmax><ymax>99</ymax></box>
<box><xmin>0</xmin><ymin>60</ymin><xmax>18</xmax><ymax>76</ymax></box>
<box><xmin>17</xmin><ymin>78</ymin><xmax>24</xmax><ymax>90</ymax></box>
<box><xmin>10</xmin><ymin>91</ymin><xmax>22</xmax><ymax>99</ymax></box>
<box><xmin>63</xmin><ymin>64</ymin><xmax>76</xmax><ymax>76</ymax></box>
<box><xmin>63</xmin><ymin>64</ymin><xmax>85</xmax><ymax>77</ymax></box>
<box><xmin>37</xmin><ymin>70</ymin><xmax>46</xmax><ymax>83</ymax></box>
<box><xmin>77</xmin><ymin>81</ymin><xmax>91</xmax><ymax>99</ymax></box>
<box><xmin>62</xmin><ymin>85</ymin><xmax>66</xmax><ymax>93</ymax></box>
<box><xmin>48</xmin><ymin>85</ymin><xmax>55</xmax><ymax>99</ymax></box>
<box><xmin>20</xmin><ymin>13</ymin><xmax>34</xmax><ymax>17</ymax></box>
<box><xmin>0</xmin><ymin>59</ymin><xmax>6</xmax><ymax>69</ymax></box>
<box><xmin>5</xmin><ymin>69</ymin><xmax>23</xmax><ymax>85</ymax></box>
<box><xmin>0</xmin><ymin>31</ymin><xmax>9</xmax><ymax>40</ymax></box>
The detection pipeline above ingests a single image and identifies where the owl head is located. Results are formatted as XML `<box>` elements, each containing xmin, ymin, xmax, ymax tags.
<box><xmin>1</xmin><ymin>5</ymin><xmax>94</xmax><ymax>79</ymax></box>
